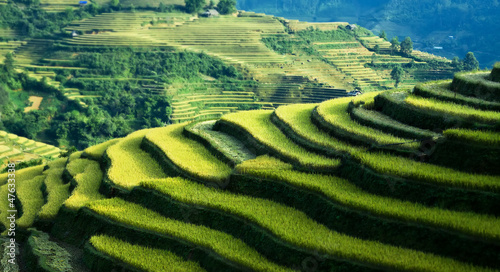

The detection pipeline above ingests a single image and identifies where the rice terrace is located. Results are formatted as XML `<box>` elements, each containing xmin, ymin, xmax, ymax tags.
<box><xmin>0</xmin><ymin>0</ymin><xmax>499</xmax><ymax>271</ymax></box>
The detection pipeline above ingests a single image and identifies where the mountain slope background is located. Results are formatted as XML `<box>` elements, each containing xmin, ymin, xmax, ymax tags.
<box><xmin>237</xmin><ymin>0</ymin><xmax>500</xmax><ymax>68</ymax></box>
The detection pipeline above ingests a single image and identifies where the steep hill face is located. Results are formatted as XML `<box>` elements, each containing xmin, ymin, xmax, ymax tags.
<box><xmin>237</xmin><ymin>0</ymin><xmax>500</xmax><ymax>68</ymax></box>
<box><xmin>1</xmin><ymin>65</ymin><xmax>499</xmax><ymax>271</ymax></box>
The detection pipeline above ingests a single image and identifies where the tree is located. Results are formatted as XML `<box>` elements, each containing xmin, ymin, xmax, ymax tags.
<box><xmin>217</xmin><ymin>0</ymin><xmax>237</xmax><ymax>14</ymax></box>
<box><xmin>463</xmin><ymin>52</ymin><xmax>479</xmax><ymax>71</ymax></box>
<box><xmin>130</xmin><ymin>3</ymin><xmax>135</xmax><ymax>12</ymax></box>
<box><xmin>374</xmin><ymin>44</ymin><xmax>380</xmax><ymax>54</ymax></box>
<box><xmin>400</xmin><ymin>36</ymin><xmax>413</xmax><ymax>56</ymax></box>
<box><xmin>3</xmin><ymin>53</ymin><xmax>14</xmax><ymax>76</ymax></box>
<box><xmin>185</xmin><ymin>0</ymin><xmax>204</xmax><ymax>13</ymax></box>
<box><xmin>208</xmin><ymin>0</ymin><xmax>215</xmax><ymax>8</ymax></box>
<box><xmin>390</xmin><ymin>37</ymin><xmax>400</xmax><ymax>54</ymax></box>
<box><xmin>158</xmin><ymin>2</ymin><xmax>166</xmax><ymax>12</ymax></box>
<box><xmin>111</xmin><ymin>0</ymin><xmax>119</xmax><ymax>9</ymax></box>
<box><xmin>451</xmin><ymin>56</ymin><xmax>464</xmax><ymax>70</ymax></box>
<box><xmin>379</xmin><ymin>30</ymin><xmax>387</xmax><ymax>40</ymax></box>
<box><xmin>391</xmin><ymin>65</ymin><xmax>405</xmax><ymax>87</ymax></box>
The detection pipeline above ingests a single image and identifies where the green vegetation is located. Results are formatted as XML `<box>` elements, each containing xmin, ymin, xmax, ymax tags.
<box><xmin>405</xmin><ymin>95</ymin><xmax>500</xmax><ymax>125</ymax></box>
<box><xmin>315</xmin><ymin>93</ymin><xmax>419</xmax><ymax>149</ymax></box>
<box><xmin>0</xmin><ymin>4</ymin><xmax>499</xmax><ymax>271</ymax></box>
<box><xmin>217</xmin><ymin>0</ymin><xmax>236</xmax><ymax>14</ymax></box>
<box><xmin>451</xmin><ymin>71</ymin><xmax>500</xmax><ymax>101</ymax></box>
<box><xmin>444</xmin><ymin>129</ymin><xmax>500</xmax><ymax>148</ymax></box>
<box><xmin>106</xmin><ymin>129</ymin><xmax>167</xmax><ymax>189</ymax></box>
<box><xmin>38</xmin><ymin>159</ymin><xmax>70</xmax><ymax>219</ymax></box>
<box><xmin>63</xmin><ymin>160</ymin><xmax>104</xmax><ymax>210</ymax></box>
<box><xmin>88</xmin><ymin>198</ymin><xmax>295</xmax><ymax>272</ymax></box>
<box><xmin>236</xmin><ymin>156</ymin><xmax>500</xmax><ymax>240</ymax></box>
<box><xmin>220</xmin><ymin>110</ymin><xmax>341</xmax><ymax>170</ymax></box>
<box><xmin>25</xmin><ymin>229</ymin><xmax>73</xmax><ymax>272</ymax></box>
<box><xmin>83</xmin><ymin>138</ymin><xmax>120</xmax><ymax>160</ymax></box>
<box><xmin>142</xmin><ymin>178</ymin><xmax>494</xmax><ymax>272</ymax></box>
<box><xmin>16</xmin><ymin>175</ymin><xmax>45</xmax><ymax>228</ymax></box>
<box><xmin>275</xmin><ymin>101</ymin><xmax>500</xmax><ymax>192</ymax></box>
<box><xmin>89</xmin><ymin>235</ymin><xmax>206</xmax><ymax>272</ymax></box>
<box><xmin>185</xmin><ymin>0</ymin><xmax>204</xmax><ymax>13</ymax></box>
<box><xmin>491</xmin><ymin>62</ymin><xmax>500</xmax><ymax>82</ymax></box>
<box><xmin>413</xmin><ymin>80</ymin><xmax>500</xmax><ymax>111</ymax></box>
<box><xmin>350</xmin><ymin>107</ymin><xmax>438</xmax><ymax>139</ymax></box>
<box><xmin>144</xmin><ymin>123</ymin><xmax>232</xmax><ymax>184</ymax></box>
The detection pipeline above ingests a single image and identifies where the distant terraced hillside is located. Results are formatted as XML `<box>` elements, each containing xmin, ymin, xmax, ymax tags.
<box><xmin>1</xmin><ymin>65</ymin><xmax>498</xmax><ymax>272</ymax></box>
<box><xmin>0</xmin><ymin>131</ymin><xmax>60</xmax><ymax>168</ymax></box>
<box><xmin>1</xmin><ymin>10</ymin><xmax>456</xmax><ymax>124</ymax></box>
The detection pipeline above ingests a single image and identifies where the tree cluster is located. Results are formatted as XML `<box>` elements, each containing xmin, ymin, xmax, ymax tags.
<box><xmin>390</xmin><ymin>36</ymin><xmax>413</xmax><ymax>56</ymax></box>
<box><xmin>452</xmin><ymin>52</ymin><xmax>480</xmax><ymax>71</ymax></box>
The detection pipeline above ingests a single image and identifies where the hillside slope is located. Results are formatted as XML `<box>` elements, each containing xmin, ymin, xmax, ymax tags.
<box><xmin>237</xmin><ymin>0</ymin><xmax>500</xmax><ymax>68</ymax></box>
<box><xmin>1</xmin><ymin>65</ymin><xmax>499</xmax><ymax>271</ymax></box>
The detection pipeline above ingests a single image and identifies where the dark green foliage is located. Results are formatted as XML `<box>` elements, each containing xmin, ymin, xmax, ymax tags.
<box><xmin>400</xmin><ymin>36</ymin><xmax>413</xmax><ymax>56</ymax></box>
<box><xmin>22</xmin><ymin>229</ymin><xmax>73</xmax><ymax>272</ymax></box>
<box><xmin>0</xmin><ymin>84</ymin><xmax>10</xmax><ymax>112</ymax></box>
<box><xmin>378</xmin><ymin>30</ymin><xmax>387</xmax><ymax>40</ymax></box>
<box><xmin>73</xmin><ymin>50</ymin><xmax>241</xmax><ymax>80</ymax></box>
<box><xmin>390</xmin><ymin>65</ymin><xmax>404</xmax><ymax>87</ymax></box>
<box><xmin>463</xmin><ymin>52</ymin><xmax>479</xmax><ymax>71</ymax></box>
<box><xmin>0</xmin><ymin>159</ymin><xmax>44</xmax><ymax>174</ymax></box>
<box><xmin>261</xmin><ymin>36</ymin><xmax>296</xmax><ymax>54</ymax></box>
<box><xmin>390</xmin><ymin>37</ymin><xmax>399</xmax><ymax>54</ymax></box>
<box><xmin>185</xmin><ymin>0</ymin><xmax>204</xmax><ymax>13</ymax></box>
<box><xmin>491</xmin><ymin>62</ymin><xmax>500</xmax><ymax>82</ymax></box>
<box><xmin>0</xmin><ymin>4</ymin><xmax>98</xmax><ymax>38</ymax></box>
<box><xmin>217</xmin><ymin>0</ymin><xmax>237</xmax><ymax>14</ymax></box>
<box><xmin>297</xmin><ymin>27</ymin><xmax>356</xmax><ymax>42</ymax></box>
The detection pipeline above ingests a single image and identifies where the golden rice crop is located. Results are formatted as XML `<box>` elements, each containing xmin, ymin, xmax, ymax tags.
<box><xmin>406</xmin><ymin>95</ymin><xmax>500</xmax><ymax>124</ymax></box>
<box><xmin>0</xmin><ymin>184</ymin><xmax>14</xmax><ymax>234</ymax></box>
<box><xmin>64</xmin><ymin>161</ymin><xmax>105</xmax><ymax>210</ymax></box>
<box><xmin>47</xmin><ymin>158</ymin><xmax>68</xmax><ymax>169</ymax></box>
<box><xmin>83</xmin><ymin>139</ymin><xmax>121</xmax><ymax>160</ymax></box>
<box><xmin>106</xmin><ymin>129</ymin><xmax>167</xmax><ymax>189</ymax></box>
<box><xmin>351</xmin><ymin>150</ymin><xmax>500</xmax><ymax>191</ymax></box>
<box><xmin>90</xmin><ymin>235</ymin><xmax>207</xmax><ymax>272</ymax></box>
<box><xmin>16</xmin><ymin>175</ymin><xmax>46</xmax><ymax>228</ymax></box>
<box><xmin>444</xmin><ymin>128</ymin><xmax>500</xmax><ymax>147</ymax></box>
<box><xmin>0</xmin><ymin>165</ymin><xmax>45</xmax><ymax>186</ymax></box>
<box><xmin>276</xmin><ymin>102</ymin><xmax>500</xmax><ymax>191</ymax></box>
<box><xmin>38</xmin><ymin>167</ymin><xmax>70</xmax><ymax>220</ymax></box>
<box><xmin>140</xmin><ymin>176</ymin><xmax>493</xmax><ymax>272</ymax></box>
<box><xmin>87</xmin><ymin>198</ymin><xmax>295</xmax><ymax>272</ymax></box>
<box><xmin>236</xmin><ymin>156</ymin><xmax>500</xmax><ymax>241</ymax></box>
<box><xmin>220</xmin><ymin>110</ymin><xmax>340</xmax><ymax>169</ymax></box>
<box><xmin>69</xmin><ymin>151</ymin><xmax>84</xmax><ymax>161</ymax></box>
<box><xmin>66</xmin><ymin>159</ymin><xmax>93</xmax><ymax>177</ymax></box>
<box><xmin>144</xmin><ymin>124</ymin><xmax>232</xmax><ymax>184</ymax></box>
<box><xmin>316</xmin><ymin>93</ymin><xmax>420</xmax><ymax>148</ymax></box>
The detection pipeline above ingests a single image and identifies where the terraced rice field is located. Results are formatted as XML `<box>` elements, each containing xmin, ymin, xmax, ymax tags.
<box><xmin>8</xmin><ymin>11</ymin><xmax>455</xmax><ymax>126</ymax></box>
<box><xmin>0</xmin><ymin>131</ymin><xmax>60</xmax><ymax>168</ymax></box>
<box><xmin>285</xmin><ymin>20</ymin><xmax>349</xmax><ymax>32</ymax></box>
<box><xmin>3</xmin><ymin>67</ymin><xmax>499</xmax><ymax>272</ymax></box>
<box><xmin>315</xmin><ymin>40</ymin><xmax>419</xmax><ymax>90</ymax></box>
<box><xmin>2</xmin><ymin>65</ymin><xmax>500</xmax><ymax>271</ymax></box>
